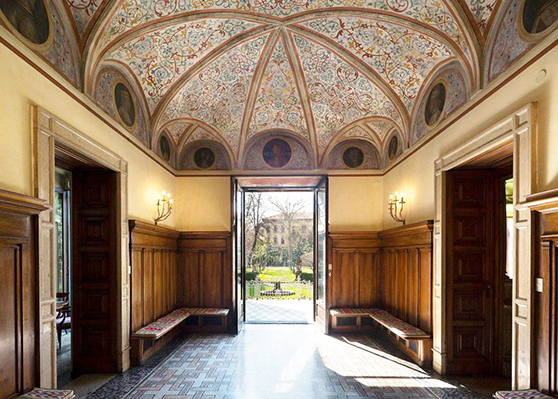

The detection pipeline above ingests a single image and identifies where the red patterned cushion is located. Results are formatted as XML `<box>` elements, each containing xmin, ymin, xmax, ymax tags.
<box><xmin>176</xmin><ymin>308</ymin><xmax>229</xmax><ymax>316</ymax></box>
<box><xmin>369</xmin><ymin>311</ymin><xmax>430</xmax><ymax>339</ymax></box>
<box><xmin>330</xmin><ymin>308</ymin><xmax>376</xmax><ymax>316</ymax></box>
<box><xmin>132</xmin><ymin>312</ymin><xmax>189</xmax><ymax>339</ymax></box>
<box><xmin>18</xmin><ymin>388</ymin><xmax>74</xmax><ymax>399</ymax></box>
<box><xmin>495</xmin><ymin>390</ymin><xmax>552</xmax><ymax>399</ymax></box>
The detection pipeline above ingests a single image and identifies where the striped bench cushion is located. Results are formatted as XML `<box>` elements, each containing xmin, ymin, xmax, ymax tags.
<box><xmin>369</xmin><ymin>309</ymin><xmax>430</xmax><ymax>340</ymax></box>
<box><xmin>131</xmin><ymin>312</ymin><xmax>190</xmax><ymax>339</ymax></box>
<box><xmin>18</xmin><ymin>388</ymin><xmax>75</xmax><ymax>399</ymax></box>
<box><xmin>175</xmin><ymin>308</ymin><xmax>229</xmax><ymax>316</ymax></box>
<box><xmin>495</xmin><ymin>390</ymin><xmax>552</xmax><ymax>399</ymax></box>
<box><xmin>329</xmin><ymin>308</ymin><xmax>376</xmax><ymax>317</ymax></box>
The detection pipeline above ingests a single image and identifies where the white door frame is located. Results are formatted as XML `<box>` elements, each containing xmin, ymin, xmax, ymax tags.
<box><xmin>432</xmin><ymin>103</ymin><xmax>537</xmax><ymax>389</ymax></box>
<box><xmin>32</xmin><ymin>106</ymin><xmax>130</xmax><ymax>387</ymax></box>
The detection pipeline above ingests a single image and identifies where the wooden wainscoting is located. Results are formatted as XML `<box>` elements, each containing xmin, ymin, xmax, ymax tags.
<box><xmin>328</xmin><ymin>232</ymin><xmax>382</xmax><ymax>310</ymax></box>
<box><xmin>129</xmin><ymin>221</ymin><xmax>180</xmax><ymax>333</ymax></box>
<box><xmin>0</xmin><ymin>189</ymin><xmax>46</xmax><ymax>398</ymax></box>
<box><xmin>526</xmin><ymin>190</ymin><xmax>558</xmax><ymax>395</ymax></box>
<box><xmin>129</xmin><ymin>220</ymin><xmax>180</xmax><ymax>364</ymax></box>
<box><xmin>177</xmin><ymin>232</ymin><xmax>233</xmax><ymax>330</ymax></box>
<box><xmin>378</xmin><ymin>222</ymin><xmax>434</xmax><ymax>335</ymax></box>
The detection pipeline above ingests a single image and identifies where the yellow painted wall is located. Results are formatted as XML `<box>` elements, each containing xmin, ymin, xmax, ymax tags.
<box><xmin>175</xmin><ymin>177</ymin><xmax>231</xmax><ymax>231</ymax></box>
<box><xmin>383</xmin><ymin>45</ymin><xmax>558</xmax><ymax>229</ymax></box>
<box><xmin>329</xmin><ymin>176</ymin><xmax>383</xmax><ymax>232</ymax></box>
<box><xmin>0</xmin><ymin>42</ymin><xmax>176</xmax><ymax>228</ymax></box>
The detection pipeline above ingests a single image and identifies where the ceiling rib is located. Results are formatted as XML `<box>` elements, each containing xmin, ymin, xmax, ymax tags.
<box><xmin>237</xmin><ymin>29</ymin><xmax>282</xmax><ymax>164</ymax></box>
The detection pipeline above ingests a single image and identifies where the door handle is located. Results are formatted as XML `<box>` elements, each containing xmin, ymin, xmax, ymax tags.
<box><xmin>485</xmin><ymin>282</ymin><xmax>492</xmax><ymax>298</ymax></box>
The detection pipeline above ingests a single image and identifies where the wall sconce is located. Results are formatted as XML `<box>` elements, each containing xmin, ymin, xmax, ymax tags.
<box><xmin>388</xmin><ymin>191</ymin><xmax>406</xmax><ymax>226</ymax></box>
<box><xmin>154</xmin><ymin>191</ymin><xmax>173</xmax><ymax>225</ymax></box>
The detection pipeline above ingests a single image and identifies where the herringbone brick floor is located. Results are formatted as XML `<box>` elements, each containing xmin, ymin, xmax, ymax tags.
<box><xmin>121</xmin><ymin>325</ymin><xmax>484</xmax><ymax>399</ymax></box>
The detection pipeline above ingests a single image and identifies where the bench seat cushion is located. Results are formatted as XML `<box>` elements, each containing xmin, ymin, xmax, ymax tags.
<box><xmin>18</xmin><ymin>388</ymin><xmax>75</xmax><ymax>399</ymax></box>
<box><xmin>369</xmin><ymin>309</ymin><xmax>430</xmax><ymax>340</ymax></box>
<box><xmin>329</xmin><ymin>308</ymin><xmax>376</xmax><ymax>317</ymax></box>
<box><xmin>495</xmin><ymin>390</ymin><xmax>552</xmax><ymax>399</ymax></box>
<box><xmin>131</xmin><ymin>312</ymin><xmax>190</xmax><ymax>339</ymax></box>
<box><xmin>175</xmin><ymin>308</ymin><xmax>229</xmax><ymax>316</ymax></box>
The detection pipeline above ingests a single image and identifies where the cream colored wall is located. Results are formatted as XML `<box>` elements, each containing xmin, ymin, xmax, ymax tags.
<box><xmin>0</xmin><ymin>43</ymin><xmax>176</xmax><ymax>228</ymax></box>
<box><xmin>175</xmin><ymin>177</ymin><xmax>231</xmax><ymax>231</ymax></box>
<box><xmin>383</xmin><ymin>45</ymin><xmax>558</xmax><ymax>229</ymax></box>
<box><xmin>329</xmin><ymin>176</ymin><xmax>383</xmax><ymax>232</ymax></box>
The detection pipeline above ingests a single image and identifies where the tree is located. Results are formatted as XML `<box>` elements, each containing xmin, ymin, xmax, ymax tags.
<box><xmin>269</xmin><ymin>197</ymin><xmax>307</xmax><ymax>268</ymax></box>
<box><xmin>244</xmin><ymin>193</ymin><xmax>266</xmax><ymax>272</ymax></box>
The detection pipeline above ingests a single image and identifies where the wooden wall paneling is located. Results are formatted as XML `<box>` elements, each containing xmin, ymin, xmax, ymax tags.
<box><xmin>177</xmin><ymin>232</ymin><xmax>233</xmax><ymax>328</ymax></box>
<box><xmin>526</xmin><ymin>192</ymin><xmax>558</xmax><ymax>395</ymax></box>
<box><xmin>0</xmin><ymin>189</ymin><xmax>46</xmax><ymax>398</ymax></box>
<box><xmin>129</xmin><ymin>221</ymin><xmax>180</xmax><ymax>334</ymax></box>
<box><xmin>378</xmin><ymin>222</ymin><xmax>434</xmax><ymax>335</ymax></box>
<box><xmin>328</xmin><ymin>233</ymin><xmax>382</xmax><ymax>311</ymax></box>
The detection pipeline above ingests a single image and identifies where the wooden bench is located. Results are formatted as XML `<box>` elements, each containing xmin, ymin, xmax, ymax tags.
<box><xmin>329</xmin><ymin>308</ymin><xmax>377</xmax><ymax>331</ymax></box>
<box><xmin>368</xmin><ymin>309</ymin><xmax>432</xmax><ymax>367</ymax></box>
<box><xmin>131</xmin><ymin>308</ymin><xmax>229</xmax><ymax>364</ymax></box>
<box><xmin>494</xmin><ymin>390</ymin><xmax>553</xmax><ymax>399</ymax></box>
<box><xmin>179</xmin><ymin>308</ymin><xmax>230</xmax><ymax>332</ymax></box>
<box><xmin>329</xmin><ymin>308</ymin><xmax>432</xmax><ymax>367</ymax></box>
<box><xmin>18</xmin><ymin>388</ymin><xmax>75</xmax><ymax>398</ymax></box>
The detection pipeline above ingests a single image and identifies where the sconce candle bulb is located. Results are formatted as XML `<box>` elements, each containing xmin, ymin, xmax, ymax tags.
<box><xmin>154</xmin><ymin>190</ymin><xmax>173</xmax><ymax>225</ymax></box>
<box><xmin>388</xmin><ymin>191</ymin><xmax>406</xmax><ymax>226</ymax></box>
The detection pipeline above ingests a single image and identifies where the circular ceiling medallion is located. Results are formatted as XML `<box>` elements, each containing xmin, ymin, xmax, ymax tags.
<box><xmin>0</xmin><ymin>0</ymin><xmax>51</xmax><ymax>47</ymax></box>
<box><xmin>194</xmin><ymin>147</ymin><xmax>215</xmax><ymax>169</ymax></box>
<box><xmin>113</xmin><ymin>81</ymin><xmax>136</xmax><ymax>129</ymax></box>
<box><xmin>343</xmin><ymin>147</ymin><xmax>364</xmax><ymax>168</ymax></box>
<box><xmin>424</xmin><ymin>82</ymin><xmax>447</xmax><ymax>127</ymax></box>
<box><xmin>388</xmin><ymin>136</ymin><xmax>399</xmax><ymax>161</ymax></box>
<box><xmin>159</xmin><ymin>135</ymin><xmax>171</xmax><ymax>162</ymax></box>
<box><xmin>522</xmin><ymin>0</ymin><xmax>558</xmax><ymax>35</ymax></box>
<box><xmin>263</xmin><ymin>138</ymin><xmax>292</xmax><ymax>169</ymax></box>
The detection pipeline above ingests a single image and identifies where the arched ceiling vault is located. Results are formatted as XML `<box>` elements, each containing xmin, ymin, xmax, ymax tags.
<box><xmin>15</xmin><ymin>0</ymin><xmax>552</xmax><ymax>170</ymax></box>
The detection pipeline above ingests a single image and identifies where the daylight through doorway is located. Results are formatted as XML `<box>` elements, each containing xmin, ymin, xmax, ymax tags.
<box><xmin>244</xmin><ymin>191</ymin><xmax>314</xmax><ymax>324</ymax></box>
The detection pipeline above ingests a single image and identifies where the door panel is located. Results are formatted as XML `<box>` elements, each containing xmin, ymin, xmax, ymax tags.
<box><xmin>446</xmin><ymin>169</ymin><xmax>495</xmax><ymax>375</ymax></box>
<box><xmin>314</xmin><ymin>177</ymin><xmax>328</xmax><ymax>332</ymax></box>
<box><xmin>233</xmin><ymin>179</ymin><xmax>245</xmax><ymax>332</ymax></box>
<box><xmin>72</xmin><ymin>170</ymin><xmax>118</xmax><ymax>374</ymax></box>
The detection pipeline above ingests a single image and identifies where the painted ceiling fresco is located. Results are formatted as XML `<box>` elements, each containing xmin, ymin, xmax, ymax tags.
<box><xmin>1</xmin><ymin>0</ymin><xmax>556</xmax><ymax>170</ymax></box>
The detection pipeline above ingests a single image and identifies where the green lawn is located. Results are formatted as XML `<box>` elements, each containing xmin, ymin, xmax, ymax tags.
<box><xmin>245</xmin><ymin>266</ymin><xmax>313</xmax><ymax>282</ymax></box>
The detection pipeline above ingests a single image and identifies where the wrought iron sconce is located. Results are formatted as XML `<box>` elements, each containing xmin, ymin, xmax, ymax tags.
<box><xmin>154</xmin><ymin>191</ymin><xmax>173</xmax><ymax>225</ymax></box>
<box><xmin>388</xmin><ymin>191</ymin><xmax>406</xmax><ymax>226</ymax></box>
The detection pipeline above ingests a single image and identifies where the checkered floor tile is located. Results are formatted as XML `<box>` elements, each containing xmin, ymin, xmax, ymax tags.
<box><xmin>122</xmin><ymin>325</ymin><xmax>483</xmax><ymax>399</ymax></box>
<box><xmin>245</xmin><ymin>299</ymin><xmax>313</xmax><ymax>324</ymax></box>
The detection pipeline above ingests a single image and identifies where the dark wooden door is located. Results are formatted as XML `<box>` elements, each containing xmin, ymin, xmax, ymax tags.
<box><xmin>72</xmin><ymin>170</ymin><xmax>118</xmax><ymax>374</ymax></box>
<box><xmin>446</xmin><ymin>169</ymin><xmax>496</xmax><ymax>375</ymax></box>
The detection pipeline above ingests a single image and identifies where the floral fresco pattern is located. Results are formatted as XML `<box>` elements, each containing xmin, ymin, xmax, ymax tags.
<box><xmin>365</xmin><ymin>119</ymin><xmax>398</xmax><ymax>138</ymax></box>
<box><xmin>183</xmin><ymin>125</ymin><xmax>222</xmax><ymax>147</ymax></box>
<box><xmin>464</xmin><ymin>0</ymin><xmax>498</xmax><ymax>32</ymax></box>
<box><xmin>248</xmin><ymin>39</ymin><xmax>309</xmax><ymax>141</ymax></box>
<box><xmin>107</xmin><ymin>19</ymin><xmax>257</xmax><ymax>112</ymax></box>
<box><xmin>65</xmin><ymin>0</ymin><xmax>103</xmax><ymax>37</ymax></box>
<box><xmin>293</xmin><ymin>33</ymin><xmax>403</xmax><ymax>153</ymax></box>
<box><xmin>94</xmin><ymin>68</ymin><xmax>150</xmax><ymax>146</ymax></box>
<box><xmin>163</xmin><ymin>120</ymin><xmax>192</xmax><ymax>142</ymax></box>
<box><xmin>303</xmin><ymin>17</ymin><xmax>453</xmax><ymax>110</ymax></box>
<box><xmin>160</xmin><ymin>34</ymin><xmax>270</xmax><ymax>153</ymax></box>
<box><xmin>96</xmin><ymin>0</ymin><xmax>470</xmax><ymax>60</ymax></box>
<box><xmin>341</xmin><ymin>125</ymin><xmax>376</xmax><ymax>141</ymax></box>
<box><xmin>45</xmin><ymin>0</ymin><xmax>79</xmax><ymax>86</ymax></box>
<box><xmin>486</xmin><ymin>0</ymin><xmax>533</xmax><ymax>83</ymax></box>
<box><xmin>412</xmin><ymin>67</ymin><xmax>467</xmax><ymax>144</ymax></box>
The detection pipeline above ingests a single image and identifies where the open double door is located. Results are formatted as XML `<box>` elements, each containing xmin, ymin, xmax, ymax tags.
<box><xmin>232</xmin><ymin>176</ymin><xmax>329</xmax><ymax>333</ymax></box>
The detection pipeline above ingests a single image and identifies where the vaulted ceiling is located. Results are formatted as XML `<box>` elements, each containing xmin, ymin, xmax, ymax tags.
<box><xmin>2</xmin><ymin>0</ymin><xmax>555</xmax><ymax>170</ymax></box>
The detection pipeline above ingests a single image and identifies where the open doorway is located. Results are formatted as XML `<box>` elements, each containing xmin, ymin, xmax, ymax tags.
<box><xmin>55</xmin><ymin>146</ymin><xmax>120</xmax><ymax>387</ymax></box>
<box><xmin>233</xmin><ymin>176</ymin><xmax>328</xmax><ymax>332</ymax></box>
<box><xmin>444</xmin><ymin>154</ymin><xmax>513</xmax><ymax>384</ymax></box>
<box><xmin>244</xmin><ymin>190</ymin><xmax>314</xmax><ymax>324</ymax></box>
